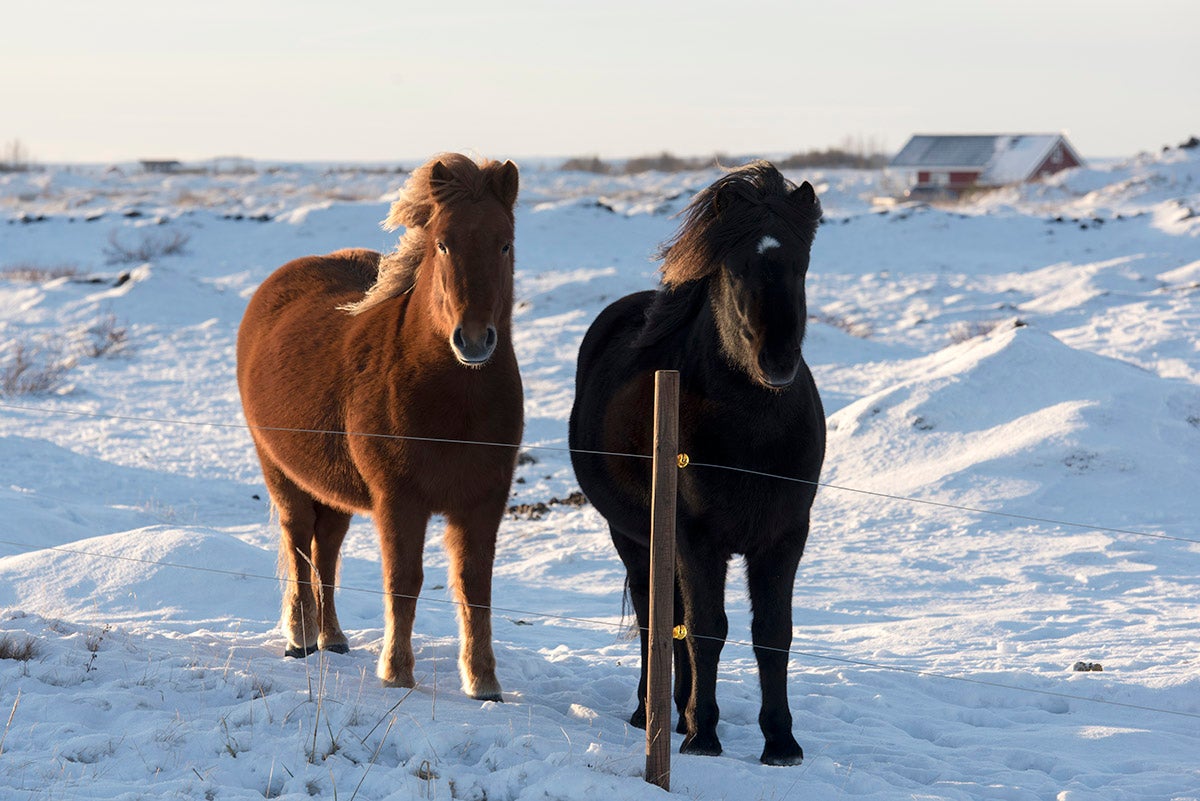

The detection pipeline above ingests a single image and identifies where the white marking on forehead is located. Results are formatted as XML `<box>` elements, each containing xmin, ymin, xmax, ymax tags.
<box><xmin>756</xmin><ymin>235</ymin><xmax>782</xmax><ymax>254</ymax></box>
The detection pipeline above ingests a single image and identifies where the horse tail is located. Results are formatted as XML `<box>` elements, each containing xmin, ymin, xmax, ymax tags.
<box><xmin>620</xmin><ymin>577</ymin><xmax>639</xmax><ymax>641</ymax></box>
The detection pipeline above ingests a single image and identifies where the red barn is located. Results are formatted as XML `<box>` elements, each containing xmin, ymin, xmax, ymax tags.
<box><xmin>888</xmin><ymin>133</ymin><xmax>1084</xmax><ymax>197</ymax></box>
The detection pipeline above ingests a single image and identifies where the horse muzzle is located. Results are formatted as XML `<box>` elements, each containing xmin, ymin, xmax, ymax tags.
<box><xmin>757</xmin><ymin>350</ymin><xmax>801</xmax><ymax>389</ymax></box>
<box><xmin>451</xmin><ymin>324</ymin><xmax>498</xmax><ymax>366</ymax></box>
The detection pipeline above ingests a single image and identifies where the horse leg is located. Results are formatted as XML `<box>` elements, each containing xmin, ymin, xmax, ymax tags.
<box><xmin>260</xmin><ymin>456</ymin><xmax>320</xmax><ymax>658</ymax></box>
<box><xmin>312</xmin><ymin>503</ymin><xmax>351</xmax><ymax>653</ymax></box>
<box><xmin>610</xmin><ymin>529</ymin><xmax>651</xmax><ymax>729</ymax></box>
<box><xmin>745</xmin><ymin>535</ymin><xmax>806</xmax><ymax>766</ymax></box>
<box><xmin>672</xmin><ymin>579</ymin><xmax>691</xmax><ymax>735</ymax></box>
<box><xmin>443</xmin><ymin>498</ymin><xmax>506</xmax><ymax>701</ymax></box>
<box><xmin>374</xmin><ymin>496</ymin><xmax>430</xmax><ymax>688</ymax></box>
<box><xmin>676</xmin><ymin>536</ymin><xmax>729</xmax><ymax>756</ymax></box>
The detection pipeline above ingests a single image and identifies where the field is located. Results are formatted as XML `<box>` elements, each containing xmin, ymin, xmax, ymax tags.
<box><xmin>2</xmin><ymin>148</ymin><xmax>1199</xmax><ymax>800</ymax></box>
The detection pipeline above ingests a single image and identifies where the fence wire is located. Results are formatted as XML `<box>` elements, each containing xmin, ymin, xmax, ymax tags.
<box><xmin>0</xmin><ymin>531</ymin><xmax>1197</xmax><ymax>723</ymax></box>
<box><xmin>1</xmin><ymin>400</ymin><xmax>1191</xmax><ymax>545</ymax></box>
<box><xmin>2</xmin><ymin>400</ymin><xmax>1199</xmax><ymax>726</ymax></box>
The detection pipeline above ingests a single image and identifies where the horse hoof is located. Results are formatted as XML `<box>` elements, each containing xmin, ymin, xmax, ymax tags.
<box><xmin>380</xmin><ymin>674</ymin><xmax>416</xmax><ymax>689</ymax></box>
<box><xmin>471</xmin><ymin>691</ymin><xmax>504</xmax><ymax>702</ymax></box>
<box><xmin>629</xmin><ymin>708</ymin><xmax>647</xmax><ymax>730</ymax></box>
<box><xmin>284</xmin><ymin>643</ymin><xmax>319</xmax><ymax>658</ymax></box>
<box><xmin>760</xmin><ymin>739</ymin><xmax>804</xmax><ymax>766</ymax></box>
<box><xmin>323</xmin><ymin>643</ymin><xmax>350</xmax><ymax>655</ymax></box>
<box><xmin>680</xmin><ymin>733</ymin><xmax>722</xmax><ymax>757</ymax></box>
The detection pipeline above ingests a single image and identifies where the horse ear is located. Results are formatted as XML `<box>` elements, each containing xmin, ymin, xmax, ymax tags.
<box><xmin>429</xmin><ymin>160</ymin><xmax>456</xmax><ymax>198</ymax></box>
<box><xmin>712</xmin><ymin>182</ymin><xmax>738</xmax><ymax>217</ymax></box>
<box><xmin>790</xmin><ymin>180</ymin><xmax>817</xmax><ymax>207</ymax></box>
<box><xmin>490</xmin><ymin>160</ymin><xmax>520</xmax><ymax>210</ymax></box>
<box><xmin>787</xmin><ymin>180</ymin><xmax>822</xmax><ymax>224</ymax></box>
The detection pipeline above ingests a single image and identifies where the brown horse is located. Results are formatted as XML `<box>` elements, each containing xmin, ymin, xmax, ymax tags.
<box><xmin>236</xmin><ymin>154</ymin><xmax>522</xmax><ymax>699</ymax></box>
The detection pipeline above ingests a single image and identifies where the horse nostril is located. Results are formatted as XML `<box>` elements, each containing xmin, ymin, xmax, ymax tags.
<box><xmin>451</xmin><ymin>324</ymin><xmax>497</xmax><ymax>365</ymax></box>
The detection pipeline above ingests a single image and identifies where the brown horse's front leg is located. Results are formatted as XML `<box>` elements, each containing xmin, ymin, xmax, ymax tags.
<box><xmin>312</xmin><ymin>503</ymin><xmax>352</xmax><ymax>653</ymax></box>
<box><xmin>280</xmin><ymin>538</ymin><xmax>319</xmax><ymax>658</ymax></box>
<box><xmin>444</xmin><ymin>499</ymin><xmax>505</xmax><ymax>701</ymax></box>
<box><xmin>262</xmin><ymin>459</ymin><xmax>320</xmax><ymax>658</ymax></box>
<box><xmin>374</xmin><ymin>499</ymin><xmax>431</xmax><ymax>687</ymax></box>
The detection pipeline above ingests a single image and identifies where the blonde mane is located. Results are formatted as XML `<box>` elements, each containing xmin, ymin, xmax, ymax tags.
<box><xmin>341</xmin><ymin>154</ymin><xmax>514</xmax><ymax>315</ymax></box>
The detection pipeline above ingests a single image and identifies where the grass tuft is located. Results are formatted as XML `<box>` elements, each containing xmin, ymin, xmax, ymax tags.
<box><xmin>0</xmin><ymin>634</ymin><xmax>39</xmax><ymax>661</ymax></box>
<box><xmin>1</xmin><ymin>313</ymin><xmax>133</xmax><ymax>396</ymax></box>
<box><xmin>82</xmin><ymin>313</ymin><xmax>129</xmax><ymax>357</ymax></box>
<box><xmin>0</xmin><ymin>339</ymin><xmax>74</xmax><ymax>396</ymax></box>
<box><xmin>0</xmin><ymin>263</ymin><xmax>83</xmax><ymax>282</ymax></box>
<box><xmin>103</xmin><ymin>229</ymin><xmax>190</xmax><ymax>265</ymax></box>
<box><xmin>84</xmin><ymin>624</ymin><xmax>111</xmax><ymax>673</ymax></box>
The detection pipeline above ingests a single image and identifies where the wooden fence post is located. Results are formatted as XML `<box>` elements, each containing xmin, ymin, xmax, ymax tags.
<box><xmin>645</xmin><ymin>369</ymin><xmax>679</xmax><ymax>791</ymax></box>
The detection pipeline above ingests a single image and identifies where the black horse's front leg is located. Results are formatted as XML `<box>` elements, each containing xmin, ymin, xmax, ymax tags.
<box><xmin>621</xmin><ymin>536</ymin><xmax>693</xmax><ymax>737</ymax></box>
<box><xmin>611</xmin><ymin>529</ymin><xmax>651</xmax><ymax>729</ymax></box>
<box><xmin>676</xmin><ymin>535</ymin><xmax>729</xmax><ymax>756</ymax></box>
<box><xmin>746</xmin><ymin>537</ymin><xmax>806</xmax><ymax>765</ymax></box>
<box><xmin>672</xmin><ymin>579</ymin><xmax>691</xmax><ymax>735</ymax></box>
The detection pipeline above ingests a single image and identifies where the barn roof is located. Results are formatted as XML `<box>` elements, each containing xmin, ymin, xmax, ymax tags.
<box><xmin>889</xmin><ymin>134</ymin><xmax>1082</xmax><ymax>183</ymax></box>
<box><xmin>890</xmin><ymin>135</ymin><xmax>999</xmax><ymax>169</ymax></box>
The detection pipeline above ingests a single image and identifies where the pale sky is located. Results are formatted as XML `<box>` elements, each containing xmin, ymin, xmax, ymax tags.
<box><xmin>3</xmin><ymin>0</ymin><xmax>1197</xmax><ymax>164</ymax></box>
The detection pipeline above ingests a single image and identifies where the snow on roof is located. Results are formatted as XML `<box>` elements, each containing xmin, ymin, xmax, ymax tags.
<box><xmin>889</xmin><ymin>134</ymin><xmax>1081</xmax><ymax>183</ymax></box>
<box><xmin>979</xmin><ymin>135</ymin><xmax>1061</xmax><ymax>183</ymax></box>
<box><xmin>890</xmin><ymin>135</ymin><xmax>999</xmax><ymax>169</ymax></box>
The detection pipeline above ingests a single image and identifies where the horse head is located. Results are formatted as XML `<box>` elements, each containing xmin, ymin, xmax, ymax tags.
<box><xmin>712</xmin><ymin>179</ymin><xmax>819</xmax><ymax>387</ymax></box>
<box><xmin>379</xmin><ymin>154</ymin><xmax>519</xmax><ymax>366</ymax></box>
<box><xmin>659</xmin><ymin>162</ymin><xmax>821</xmax><ymax>389</ymax></box>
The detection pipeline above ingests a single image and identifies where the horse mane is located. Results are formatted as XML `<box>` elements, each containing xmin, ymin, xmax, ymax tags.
<box><xmin>658</xmin><ymin>161</ymin><xmax>821</xmax><ymax>287</ymax></box>
<box><xmin>636</xmin><ymin>161</ymin><xmax>822</xmax><ymax>347</ymax></box>
<box><xmin>632</xmin><ymin>281</ymin><xmax>709</xmax><ymax>348</ymax></box>
<box><xmin>341</xmin><ymin>153</ymin><xmax>516</xmax><ymax>315</ymax></box>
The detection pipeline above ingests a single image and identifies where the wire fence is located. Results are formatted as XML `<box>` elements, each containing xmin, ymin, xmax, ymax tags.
<box><xmin>1</xmin><ymin>400</ymin><xmax>1191</xmax><ymax>545</ymax></box>
<box><xmin>0</xmin><ymin>528</ymin><xmax>1196</xmax><ymax>724</ymax></box>
<box><xmin>2</xmin><ymin>399</ymin><xmax>1199</xmax><ymax>727</ymax></box>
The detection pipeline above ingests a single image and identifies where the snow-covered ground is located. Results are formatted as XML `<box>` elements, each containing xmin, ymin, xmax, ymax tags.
<box><xmin>2</xmin><ymin>148</ymin><xmax>1198</xmax><ymax>800</ymax></box>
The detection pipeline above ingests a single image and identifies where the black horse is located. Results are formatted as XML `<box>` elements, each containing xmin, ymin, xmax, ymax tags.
<box><xmin>568</xmin><ymin>162</ymin><xmax>825</xmax><ymax>766</ymax></box>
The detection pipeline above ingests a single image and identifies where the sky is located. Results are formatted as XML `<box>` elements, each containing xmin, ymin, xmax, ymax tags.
<box><xmin>2</xmin><ymin>0</ymin><xmax>1197</xmax><ymax>164</ymax></box>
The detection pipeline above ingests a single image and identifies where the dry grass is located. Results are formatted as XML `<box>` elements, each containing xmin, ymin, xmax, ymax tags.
<box><xmin>84</xmin><ymin>624</ymin><xmax>111</xmax><ymax>674</ymax></box>
<box><xmin>0</xmin><ymin>339</ymin><xmax>74</xmax><ymax>396</ymax></box>
<box><xmin>0</xmin><ymin>634</ymin><xmax>39</xmax><ymax>661</ymax></box>
<box><xmin>103</xmin><ymin>229</ymin><xmax>190</xmax><ymax>265</ymax></box>
<box><xmin>0</xmin><ymin>689</ymin><xmax>20</xmax><ymax>759</ymax></box>
<box><xmin>0</xmin><ymin>315</ymin><xmax>129</xmax><ymax>396</ymax></box>
<box><xmin>0</xmin><ymin>263</ymin><xmax>83</xmax><ymax>282</ymax></box>
<box><xmin>560</xmin><ymin>143</ymin><xmax>891</xmax><ymax>175</ymax></box>
<box><xmin>82</xmin><ymin>313</ymin><xmax>129</xmax><ymax>358</ymax></box>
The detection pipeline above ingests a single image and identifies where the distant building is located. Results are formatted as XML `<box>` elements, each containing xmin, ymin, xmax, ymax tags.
<box><xmin>140</xmin><ymin>159</ymin><xmax>183</xmax><ymax>174</ymax></box>
<box><xmin>887</xmin><ymin>134</ymin><xmax>1084</xmax><ymax>197</ymax></box>
<box><xmin>210</xmin><ymin>156</ymin><xmax>255</xmax><ymax>174</ymax></box>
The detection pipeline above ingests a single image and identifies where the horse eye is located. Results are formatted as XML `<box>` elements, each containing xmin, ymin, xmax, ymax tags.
<box><xmin>437</xmin><ymin>241</ymin><xmax>448</xmax><ymax>255</ymax></box>
<box><xmin>501</xmin><ymin>243</ymin><xmax>511</xmax><ymax>255</ymax></box>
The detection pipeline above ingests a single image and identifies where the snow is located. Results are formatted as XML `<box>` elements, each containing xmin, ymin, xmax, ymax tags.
<box><xmin>980</xmin><ymin>135</ymin><xmax>1062</xmax><ymax>185</ymax></box>
<box><xmin>3</xmin><ymin>149</ymin><xmax>1200</xmax><ymax>800</ymax></box>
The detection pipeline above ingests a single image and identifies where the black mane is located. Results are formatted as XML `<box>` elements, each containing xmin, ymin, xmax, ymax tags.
<box><xmin>636</xmin><ymin>161</ymin><xmax>821</xmax><ymax>348</ymax></box>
